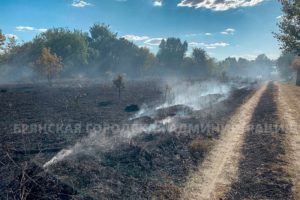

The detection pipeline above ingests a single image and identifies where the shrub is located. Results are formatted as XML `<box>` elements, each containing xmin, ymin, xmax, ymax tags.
<box><xmin>188</xmin><ymin>138</ymin><xmax>213</xmax><ymax>159</ymax></box>
<box><xmin>113</xmin><ymin>74</ymin><xmax>125</xmax><ymax>99</ymax></box>
<box><xmin>153</xmin><ymin>184</ymin><xmax>181</xmax><ymax>200</ymax></box>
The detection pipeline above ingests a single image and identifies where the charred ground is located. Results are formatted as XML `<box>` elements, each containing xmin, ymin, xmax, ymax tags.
<box><xmin>0</xmin><ymin>80</ymin><xmax>255</xmax><ymax>199</ymax></box>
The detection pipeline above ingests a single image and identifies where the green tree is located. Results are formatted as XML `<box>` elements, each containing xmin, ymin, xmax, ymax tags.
<box><xmin>0</xmin><ymin>30</ymin><xmax>6</xmax><ymax>63</ymax></box>
<box><xmin>0</xmin><ymin>30</ymin><xmax>5</xmax><ymax>50</ymax></box>
<box><xmin>34</xmin><ymin>28</ymin><xmax>89</xmax><ymax>70</ymax></box>
<box><xmin>181</xmin><ymin>56</ymin><xmax>199</xmax><ymax>78</ymax></box>
<box><xmin>112</xmin><ymin>39</ymin><xmax>156</xmax><ymax>76</ymax></box>
<box><xmin>4</xmin><ymin>41</ymin><xmax>36</xmax><ymax>67</ymax></box>
<box><xmin>292</xmin><ymin>56</ymin><xmax>300</xmax><ymax>78</ymax></box>
<box><xmin>139</xmin><ymin>47</ymin><xmax>157</xmax><ymax>71</ymax></box>
<box><xmin>88</xmin><ymin>24</ymin><xmax>118</xmax><ymax>72</ymax></box>
<box><xmin>206</xmin><ymin>57</ymin><xmax>218</xmax><ymax>77</ymax></box>
<box><xmin>277</xmin><ymin>53</ymin><xmax>296</xmax><ymax>80</ymax></box>
<box><xmin>157</xmin><ymin>38</ymin><xmax>188</xmax><ymax>70</ymax></box>
<box><xmin>219</xmin><ymin>57</ymin><xmax>238</xmax><ymax>77</ymax></box>
<box><xmin>88</xmin><ymin>24</ymin><xmax>156</xmax><ymax>77</ymax></box>
<box><xmin>6</xmin><ymin>36</ymin><xmax>17</xmax><ymax>53</ymax></box>
<box><xmin>237</xmin><ymin>58</ymin><xmax>250</xmax><ymax>70</ymax></box>
<box><xmin>35</xmin><ymin>47</ymin><xmax>63</xmax><ymax>83</ymax></box>
<box><xmin>275</xmin><ymin>0</ymin><xmax>300</xmax><ymax>85</ymax></box>
<box><xmin>254</xmin><ymin>54</ymin><xmax>274</xmax><ymax>78</ymax></box>
<box><xmin>192</xmin><ymin>48</ymin><xmax>211</xmax><ymax>77</ymax></box>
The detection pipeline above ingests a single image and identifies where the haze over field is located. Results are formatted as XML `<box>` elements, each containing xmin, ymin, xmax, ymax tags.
<box><xmin>1</xmin><ymin>0</ymin><xmax>300</xmax><ymax>200</ymax></box>
<box><xmin>0</xmin><ymin>0</ymin><xmax>294</xmax><ymax>83</ymax></box>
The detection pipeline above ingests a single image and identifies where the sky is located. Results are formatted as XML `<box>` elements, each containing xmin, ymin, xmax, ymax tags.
<box><xmin>0</xmin><ymin>0</ymin><xmax>283</xmax><ymax>60</ymax></box>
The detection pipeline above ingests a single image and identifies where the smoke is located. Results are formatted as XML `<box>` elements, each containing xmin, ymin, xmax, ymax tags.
<box><xmin>0</xmin><ymin>65</ymin><xmax>36</xmax><ymax>84</ymax></box>
<box><xmin>43</xmin><ymin>149</ymin><xmax>73</xmax><ymax>168</ymax></box>
<box><xmin>159</xmin><ymin>80</ymin><xmax>230</xmax><ymax>110</ymax></box>
<box><xmin>43</xmin><ymin>79</ymin><xmax>239</xmax><ymax>168</ymax></box>
<box><xmin>133</xmin><ymin>79</ymin><xmax>232</xmax><ymax>119</ymax></box>
<box><xmin>43</xmin><ymin>123</ymin><xmax>161</xmax><ymax>168</ymax></box>
<box><xmin>43</xmin><ymin>130</ymin><xmax>120</xmax><ymax>168</ymax></box>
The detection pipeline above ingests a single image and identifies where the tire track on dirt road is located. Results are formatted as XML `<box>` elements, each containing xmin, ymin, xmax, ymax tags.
<box><xmin>225</xmin><ymin>82</ymin><xmax>293</xmax><ymax>199</ymax></box>
<box><xmin>181</xmin><ymin>83</ymin><xmax>267</xmax><ymax>200</ymax></box>
<box><xmin>276</xmin><ymin>82</ymin><xmax>300</xmax><ymax>199</ymax></box>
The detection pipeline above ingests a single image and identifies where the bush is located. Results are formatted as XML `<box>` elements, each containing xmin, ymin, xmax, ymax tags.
<box><xmin>153</xmin><ymin>184</ymin><xmax>181</xmax><ymax>200</ymax></box>
<box><xmin>188</xmin><ymin>138</ymin><xmax>213</xmax><ymax>159</ymax></box>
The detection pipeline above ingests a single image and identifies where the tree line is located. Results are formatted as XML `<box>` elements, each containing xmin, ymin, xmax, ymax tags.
<box><xmin>275</xmin><ymin>0</ymin><xmax>300</xmax><ymax>85</ymax></box>
<box><xmin>0</xmin><ymin>23</ymin><xmax>288</xmax><ymax>82</ymax></box>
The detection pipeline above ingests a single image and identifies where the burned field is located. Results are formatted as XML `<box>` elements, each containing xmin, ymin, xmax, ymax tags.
<box><xmin>0</xmin><ymin>80</ymin><xmax>256</xmax><ymax>199</ymax></box>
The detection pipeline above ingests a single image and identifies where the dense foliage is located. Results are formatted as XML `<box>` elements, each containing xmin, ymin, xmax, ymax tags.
<box><xmin>277</xmin><ymin>52</ymin><xmax>296</xmax><ymax>81</ymax></box>
<box><xmin>0</xmin><ymin>23</ymin><xmax>278</xmax><ymax>82</ymax></box>
<box><xmin>276</xmin><ymin>0</ymin><xmax>300</xmax><ymax>55</ymax></box>
<box><xmin>34</xmin><ymin>47</ymin><xmax>63</xmax><ymax>82</ymax></box>
<box><xmin>276</xmin><ymin>0</ymin><xmax>300</xmax><ymax>85</ymax></box>
<box><xmin>0</xmin><ymin>30</ymin><xmax>5</xmax><ymax>49</ymax></box>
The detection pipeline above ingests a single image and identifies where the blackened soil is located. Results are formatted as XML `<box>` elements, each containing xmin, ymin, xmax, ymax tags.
<box><xmin>0</xmin><ymin>81</ymin><xmax>255</xmax><ymax>200</ymax></box>
<box><xmin>0</xmin><ymin>81</ymin><xmax>161</xmax><ymax>199</ymax></box>
<box><xmin>225</xmin><ymin>83</ymin><xmax>293</xmax><ymax>200</ymax></box>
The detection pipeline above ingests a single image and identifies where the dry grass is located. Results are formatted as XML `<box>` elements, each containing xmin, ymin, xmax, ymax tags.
<box><xmin>275</xmin><ymin>82</ymin><xmax>300</xmax><ymax>199</ymax></box>
<box><xmin>188</xmin><ymin>138</ymin><xmax>214</xmax><ymax>159</ymax></box>
<box><xmin>152</xmin><ymin>184</ymin><xmax>181</xmax><ymax>200</ymax></box>
<box><xmin>225</xmin><ymin>82</ymin><xmax>293</xmax><ymax>199</ymax></box>
<box><xmin>181</xmin><ymin>83</ymin><xmax>267</xmax><ymax>200</ymax></box>
<box><xmin>0</xmin><ymin>81</ymin><xmax>256</xmax><ymax>199</ymax></box>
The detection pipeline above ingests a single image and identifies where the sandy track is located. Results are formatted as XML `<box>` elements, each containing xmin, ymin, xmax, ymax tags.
<box><xmin>275</xmin><ymin>82</ymin><xmax>300</xmax><ymax>199</ymax></box>
<box><xmin>181</xmin><ymin>84</ymin><xmax>267</xmax><ymax>200</ymax></box>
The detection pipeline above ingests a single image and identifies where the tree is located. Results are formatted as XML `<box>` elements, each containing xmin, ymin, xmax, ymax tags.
<box><xmin>90</xmin><ymin>23</ymin><xmax>117</xmax><ymax>42</ymax></box>
<box><xmin>0</xmin><ymin>30</ymin><xmax>6</xmax><ymax>63</ymax></box>
<box><xmin>0</xmin><ymin>36</ymin><xmax>18</xmax><ymax>66</ymax></box>
<box><xmin>6</xmin><ymin>36</ymin><xmax>17</xmax><ymax>53</ymax></box>
<box><xmin>113</xmin><ymin>74</ymin><xmax>125</xmax><ymax>99</ymax></box>
<box><xmin>220</xmin><ymin>57</ymin><xmax>238</xmax><ymax>77</ymax></box>
<box><xmin>206</xmin><ymin>57</ymin><xmax>218</xmax><ymax>77</ymax></box>
<box><xmin>254</xmin><ymin>54</ymin><xmax>274</xmax><ymax>78</ymax></box>
<box><xmin>277</xmin><ymin>52</ymin><xmax>296</xmax><ymax>81</ymax></box>
<box><xmin>123</xmin><ymin>46</ymin><xmax>157</xmax><ymax>76</ymax></box>
<box><xmin>237</xmin><ymin>58</ymin><xmax>250</xmax><ymax>72</ymax></box>
<box><xmin>157</xmin><ymin>38</ymin><xmax>188</xmax><ymax>70</ymax></box>
<box><xmin>140</xmin><ymin>47</ymin><xmax>157</xmax><ymax>71</ymax></box>
<box><xmin>88</xmin><ymin>24</ymin><xmax>156</xmax><ymax>77</ymax></box>
<box><xmin>35</xmin><ymin>48</ymin><xmax>63</xmax><ymax>83</ymax></box>
<box><xmin>275</xmin><ymin>0</ymin><xmax>300</xmax><ymax>85</ymax></box>
<box><xmin>34</xmin><ymin>28</ymin><xmax>89</xmax><ymax>71</ymax></box>
<box><xmin>88</xmin><ymin>24</ymin><xmax>118</xmax><ymax>72</ymax></box>
<box><xmin>111</xmin><ymin>38</ymin><xmax>153</xmax><ymax>76</ymax></box>
<box><xmin>0</xmin><ymin>30</ymin><xmax>5</xmax><ymax>50</ymax></box>
<box><xmin>292</xmin><ymin>56</ymin><xmax>300</xmax><ymax>81</ymax></box>
<box><xmin>192</xmin><ymin>48</ymin><xmax>211</xmax><ymax>77</ymax></box>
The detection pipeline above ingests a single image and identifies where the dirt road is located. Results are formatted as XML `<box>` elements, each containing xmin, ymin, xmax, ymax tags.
<box><xmin>181</xmin><ymin>84</ymin><xmax>267</xmax><ymax>200</ymax></box>
<box><xmin>182</xmin><ymin>82</ymin><xmax>298</xmax><ymax>200</ymax></box>
<box><xmin>225</xmin><ymin>83</ymin><xmax>292</xmax><ymax>199</ymax></box>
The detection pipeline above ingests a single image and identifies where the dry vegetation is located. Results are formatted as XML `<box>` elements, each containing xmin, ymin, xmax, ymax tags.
<box><xmin>181</xmin><ymin>83</ymin><xmax>266</xmax><ymax>200</ymax></box>
<box><xmin>0</xmin><ymin>80</ymin><xmax>256</xmax><ymax>199</ymax></box>
<box><xmin>225</xmin><ymin>83</ymin><xmax>293</xmax><ymax>199</ymax></box>
<box><xmin>275</xmin><ymin>82</ymin><xmax>300</xmax><ymax>200</ymax></box>
<box><xmin>188</xmin><ymin>138</ymin><xmax>214</xmax><ymax>160</ymax></box>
